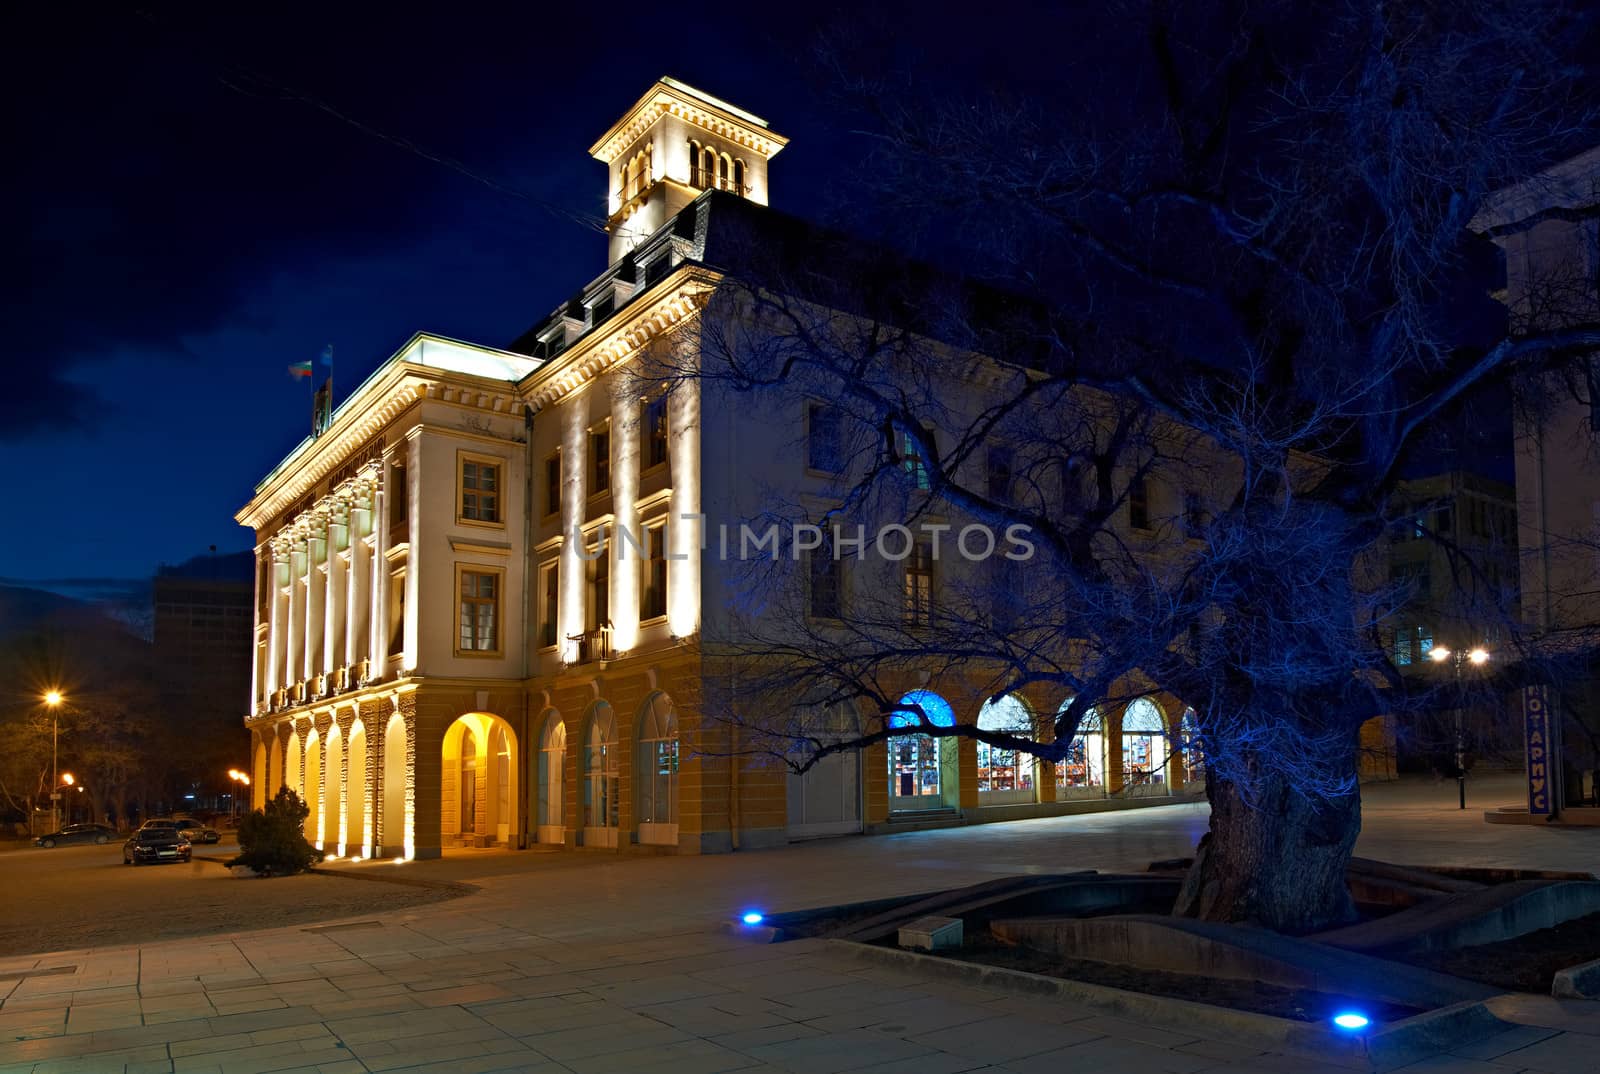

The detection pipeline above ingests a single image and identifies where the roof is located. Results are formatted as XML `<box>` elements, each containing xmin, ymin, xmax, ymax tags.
<box><xmin>588</xmin><ymin>77</ymin><xmax>788</xmax><ymax>164</ymax></box>
<box><xmin>1470</xmin><ymin>145</ymin><xmax>1600</xmax><ymax>234</ymax></box>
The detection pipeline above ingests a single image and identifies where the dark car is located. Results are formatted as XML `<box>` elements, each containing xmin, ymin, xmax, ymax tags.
<box><xmin>123</xmin><ymin>827</ymin><xmax>192</xmax><ymax>865</ymax></box>
<box><xmin>33</xmin><ymin>823</ymin><xmax>116</xmax><ymax>848</ymax></box>
<box><xmin>170</xmin><ymin>817</ymin><xmax>221</xmax><ymax>844</ymax></box>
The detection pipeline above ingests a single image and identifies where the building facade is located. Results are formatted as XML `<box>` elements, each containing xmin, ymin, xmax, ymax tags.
<box><xmin>1476</xmin><ymin>146</ymin><xmax>1600</xmax><ymax>809</ymax></box>
<box><xmin>237</xmin><ymin>80</ymin><xmax>1338</xmax><ymax>861</ymax></box>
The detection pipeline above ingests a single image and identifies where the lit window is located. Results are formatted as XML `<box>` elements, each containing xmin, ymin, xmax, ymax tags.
<box><xmin>902</xmin><ymin>429</ymin><xmax>931</xmax><ymax>490</ymax></box>
<box><xmin>458</xmin><ymin>570</ymin><xmax>499</xmax><ymax>653</ymax></box>
<box><xmin>459</xmin><ymin>457</ymin><xmax>501</xmax><ymax>524</ymax></box>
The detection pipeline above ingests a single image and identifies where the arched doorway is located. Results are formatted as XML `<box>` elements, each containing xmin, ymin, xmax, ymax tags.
<box><xmin>285</xmin><ymin>730</ymin><xmax>302</xmax><ymax>800</ymax></box>
<box><xmin>1121</xmin><ymin>698</ymin><xmax>1170</xmax><ymax>797</ymax></box>
<box><xmin>977</xmin><ymin>695</ymin><xmax>1037</xmax><ymax>806</ymax></box>
<box><xmin>303</xmin><ymin>731</ymin><xmax>322</xmax><ymax>844</ymax></box>
<box><xmin>786</xmin><ymin>701</ymin><xmax>863</xmax><ymax>840</ymax></box>
<box><xmin>582</xmin><ymin>701</ymin><xmax>619</xmax><ymax>848</ymax></box>
<box><xmin>268</xmin><ymin>735</ymin><xmax>284</xmax><ymax>798</ymax></box>
<box><xmin>535</xmin><ymin>710</ymin><xmax>565</xmax><ymax>845</ymax></box>
<box><xmin>251</xmin><ymin>740</ymin><xmax>268</xmax><ymax>810</ymax></box>
<box><xmin>323</xmin><ymin>725</ymin><xmax>343</xmax><ymax>853</ymax></box>
<box><xmin>636</xmin><ymin>693</ymin><xmax>680</xmax><ymax>846</ymax></box>
<box><xmin>441</xmin><ymin>714</ymin><xmax>519</xmax><ymax>848</ymax></box>
<box><xmin>345</xmin><ymin>720</ymin><xmax>367</xmax><ymax>856</ymax></box>
<box><xmin>382</xmin><ymin>714</ymin><xmax>408</xmax><ymax>857</ymax></box>
<box><xmin>888</xmin><ymin>690</ymin><xmax>959</xmax><ymax>812</ymax></box>
<box><xmin>1055</xmin><ymin>701</ymin><xmax>1106</xmax><ymax>800</ymax></box>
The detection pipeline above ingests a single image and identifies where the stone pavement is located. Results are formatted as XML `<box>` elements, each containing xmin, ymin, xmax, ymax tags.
<box><xmin>1</xmin><ymin>776</ymin><xmax>1596</xmax><ymax>1074</ymax></box>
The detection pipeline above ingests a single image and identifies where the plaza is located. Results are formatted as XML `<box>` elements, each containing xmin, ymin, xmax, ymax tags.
<box><xmin>1</xmin><ymin>776</ymin><xmax>1595</xmax><ymax>1074</ymax></box>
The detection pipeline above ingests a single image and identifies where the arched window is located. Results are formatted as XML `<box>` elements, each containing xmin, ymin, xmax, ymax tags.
<box><xmin>1180</xmin><ymin>707</ymin><xmax>1205</xmax><ymax>785</ymax></box>
<box><xmin>888</xmin><ymin>690</ymin><xmax>957</xmax><ymax>809</ymax></box>
<box><xmin>732</xmin><ymin>158</ymin><xmax>746</xmax><ymax>194</ymax></box>
<box><xmin>583</xmin><ymin>702</ymin><xmax>619</xmax><ymax>845</ymax></box>
<box><xmin>636</xmin><ymin>693</ymin><xmax>680</xmax><ymax>843</ymax></box>
<box><xmin>977</xmin><ymin>695</ymin><xmax>1036</xmax><ymax>803</ymax></box>
<box><xmin>701</xmin><ymin>146</ymin><xmax>717</xmax><ymax>188</ymax></box>
<box><xmin>537</xmin><ymin>711</ymin><xmax>565</xmax><ymax>842</ymax></box>
<box><xmin>1121</xmin><ymin>699</ymin><xmax>1168</xmax><ymax>793</ymax></box>
<box><xmin>1055</xmin><ymin>701</ymin><xmax>1105</xmax><ymax>798</ymax></box>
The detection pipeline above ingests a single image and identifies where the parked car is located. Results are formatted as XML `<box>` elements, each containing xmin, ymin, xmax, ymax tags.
<box><xmin>33</xmin><ymin>823</ymin><xmax>116</xmax><ymax>848</ymax></box>
<box><xmin>171</xmin><ymin>817</ymin><xmax>220</xmax><ymax>844</ymax></box>
<box><xmin>123</xmin><ymin>827</ymin><xmax>191</xmax><ymax>865</ymax></box>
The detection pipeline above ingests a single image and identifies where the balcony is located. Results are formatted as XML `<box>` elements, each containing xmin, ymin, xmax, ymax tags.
<box><xmin>689</xmin><ymin>168</ymin><xmax>748</xmax><ymax>196</ymax></box>
<box><xmin>568</xmin><ymin>624</ymin><xmax>613</xmax><ymax>666</ymax></box>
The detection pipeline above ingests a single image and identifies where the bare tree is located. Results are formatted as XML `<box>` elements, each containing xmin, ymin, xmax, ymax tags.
<box><xmin>647</xmin><ymin>0</ymin><xmax>1600</xmax><ymax>931</ymax></box>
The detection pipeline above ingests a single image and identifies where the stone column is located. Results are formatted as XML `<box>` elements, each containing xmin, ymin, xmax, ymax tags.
<box><xmin>402</xmin><ymin>431</ymin><xmax>422</xmax><ymax>670</ymax></box>
<box><xmin>326</xmin><ymin>501</ymin><xmax>348</xmax><ymax>684</ymax></box>
<box><xmin>347</xmin><ymin>478</ymin><xmax>374</xmax><ymax>676</ymax></box>
<box><xmin>286</xmin><ymin>534</ymin><xmax>306</xmax><ymax>691</ymax></box>
<box><xmin>305</xmin><ymin>513</ymin><xmax>327</xmax><ymax>684</ymax></box>
<box><xmin>266</xmin><ymin>540</ymin><xmax>288</xmax><ymax>702</ymax></box>
<box><xmin>371</xmin><ymin>464</ymin><xmax>391</xmax><ymax>676</ymax></box>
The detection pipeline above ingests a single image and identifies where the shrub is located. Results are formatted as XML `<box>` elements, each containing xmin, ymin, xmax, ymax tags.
<box><xmin>231</xmin><ymin>788</ymin><xmax>324</xmax><ymax>876</ymax></box>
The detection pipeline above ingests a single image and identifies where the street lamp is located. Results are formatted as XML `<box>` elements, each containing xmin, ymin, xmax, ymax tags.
<box><xmin>1428</xmin><ymin>645</ymin><xmax>1490</xmax><ymax>810</ymax></box>
<box><xmin>227</xmin><ymin>769</ymin><xmax>251</xmax><ymax>823</ymax></box>
<box><xmin>59</xmin><ymin>772</ymin><xmax>75</xmax><ymax>825</ymax></box>
<box><xmin>43</xmin><ymin>691</ymin><xmax>63</xmax><ymax>831</ymax></box>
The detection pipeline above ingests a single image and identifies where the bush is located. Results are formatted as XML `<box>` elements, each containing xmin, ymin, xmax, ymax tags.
<box><xmin>231</xmin><ymin>788</ymin><xmax>324</xmax><ymax>876</ymax></box>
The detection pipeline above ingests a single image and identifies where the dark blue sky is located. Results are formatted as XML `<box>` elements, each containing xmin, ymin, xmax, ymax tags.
<box><xmin>3</xmin><ymin>2</ymin><xmax>917</xmax><ymax>584</ymax></box>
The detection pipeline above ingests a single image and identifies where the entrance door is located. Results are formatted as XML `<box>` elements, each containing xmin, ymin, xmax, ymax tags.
<box><xmin>888</xmin><ymin>734</ymin><xmax>943</xmax><ymax>811</ymax></box>
<box><xmin>460</xmin><ymin>729</ymin><xmax>478</xmax><ymax>834</ymax></box>
<box><xmin>786</xmin><ymin>750</ymin><xmax>862</xmax><ymax>839</ymax></box>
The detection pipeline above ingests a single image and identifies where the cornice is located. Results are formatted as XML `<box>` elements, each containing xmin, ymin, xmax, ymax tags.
<box><xmin>591</xmin><ymin>87</ymin><xmax>788</xmax><ymax>165</ymax></box>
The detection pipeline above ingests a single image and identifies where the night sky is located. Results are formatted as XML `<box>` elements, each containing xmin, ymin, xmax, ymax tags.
<box><xmin>4</xmin><ymin>3</ymin><xmax>969</xmax><ymax>588</ymax></box>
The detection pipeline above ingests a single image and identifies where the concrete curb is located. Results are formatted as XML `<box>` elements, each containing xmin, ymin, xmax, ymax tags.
<box><xmin>305</xmin><ymin>866</ymin><xmax>479</xmax><ymax>895</ymax></box>
<box><xmin>1551</xmin><ymin>957</ymin><xmax>1600</xmax><ymax>999</ymax></box>
<box><xmin>826</xmin><ymin>939</ymin><xmax>1510</xmax><ymax>1072</ymax></box>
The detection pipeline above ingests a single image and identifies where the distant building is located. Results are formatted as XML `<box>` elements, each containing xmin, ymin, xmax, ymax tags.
<box><xmin>1475</xmin><ymin>146</ymin><xmax>1600</xmax><ymax>809</ymax></box>
<box><xmin>1387</xmin><ymin>471</ymin><xmax>1520</xmax><ymax>768</ymax></box>
<box><xmin>154</xmin><ymin>551</ymin><xmax>254</xmax><ymax>779</ymax></box>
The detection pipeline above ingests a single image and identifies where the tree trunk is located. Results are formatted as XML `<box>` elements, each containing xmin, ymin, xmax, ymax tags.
<box><xmin>1173</xmin><ymin>765</ymin><xmax>1361</xmax><ymax>933</ymax></box>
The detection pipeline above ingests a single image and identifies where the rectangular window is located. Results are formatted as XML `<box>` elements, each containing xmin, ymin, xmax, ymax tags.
<box><xmin>902</xmin><ymin>429</ymin><xmax>931</xmax><ymax>490</ymax></box>
<box><xmin>587</xmin><ymin>545</ymin><xmax>609</xmax><ymax>630</ymax></box>
<box><xmin>985</xmin><ymin>446</ymin><xmax>1013</xmax><ymax>502</ymax></box>
<box><xmin>641</xmin><ymin>524</ymin><xmax>668</xmax><ymax>620</ymax></box>
<box><xmin>388</xmin><ymin>461</ymin><xmax>408</xmax><ymax>545</ymax></box>
<box><xmin>543</xmin><ymin>453</ymin><xmax>561</xmax><ymax>517</ymax></box>
<box><xmin>458</xmin><ymin>570</ymin><xmax>499</xmax><ymax>653</ymax></box>
<box><xmin>540</xmin><ymin>562</ymin><xmax>559</xmax><ymax>648</ymax></box>
<box><xmin>904</xmin><ymin>543</ymin><xmax>933</xmax><ymax>626</ymax></box>
<box><xmin>387</xmin><ymin>570</ymin><xmax>405</xmax><ymax>656</ymax></box>
<box><xmin>809</xmin><ymin>540</ymin><xmax>843</xmax><ymax>619</ymax></box>
<box><xmin>590</xmin><ymin>427</ymin><xmax>610</xmax><ymax>494</ymax></box>
<box><xmin>459</xmin><ymin>456</ymin><xmax>501</xmax><ymax>523</ymax></box>
<box><xmin>646</xmin><ymin>395</ymin><xmax>669</xmax><ymax>470</ymax></box>
<box><xmin>1128</xmin><ymin>475</ymin><xmax>1150</xmax><ymax>531</ymax></box>
<box><xmin>808</xmin><ymin>403</ymin><xmax>845</xmax><ymax>473</ymax></box>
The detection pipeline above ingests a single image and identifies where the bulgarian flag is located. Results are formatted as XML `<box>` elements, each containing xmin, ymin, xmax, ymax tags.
<box><xmin>288</xmin><ymin>359</ymin><xmax>314</xmax><ymax>378</ymax></box>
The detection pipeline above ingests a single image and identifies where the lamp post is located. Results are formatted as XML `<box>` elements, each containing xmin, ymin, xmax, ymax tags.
<box><xmin>227</xmin><ymin>769</ymin><xmax>251</xmax><ymax>824</ymax></box>
<box><xmin>1428</xmin><ymin>645</ymin><xmax>1489</xmax><ymax>810</ymax></box>
<box><xmin>43</xmin><ymin>691</ymin><xmax>63</xmax><ymax>832</ymax></box>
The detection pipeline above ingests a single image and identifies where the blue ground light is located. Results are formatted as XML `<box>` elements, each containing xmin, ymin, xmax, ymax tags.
<box><xmin>741</xmin><ymin>911</ymin><xmax>765</xmax><ymax>925</ymax></box>
<box><xmin>1332</xmin><ymin>1012</ymin><xmax>1371</xmax><ymax>1031</ymax></box>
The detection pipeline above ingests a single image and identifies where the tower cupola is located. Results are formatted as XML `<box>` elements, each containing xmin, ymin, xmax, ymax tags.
<box><xmin>590</xmin><ymin>77</ymin><xmax>787</xmax><ymax>263</ymax></box>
